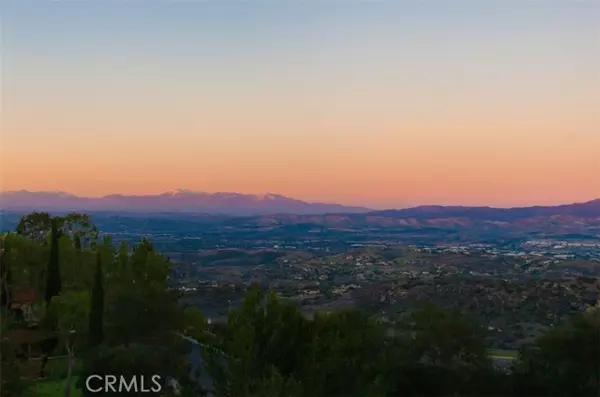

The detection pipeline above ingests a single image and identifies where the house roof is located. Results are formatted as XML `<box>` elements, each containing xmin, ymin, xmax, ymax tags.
<box><xmin>3</xmin><ymin>329</ymin><xmax>54</xmax><ymax>344</ymax></box>
<box><xmin>11</xmin><ymin>287</ymin><xmax>38</xmax><ymax>305</ymax></box>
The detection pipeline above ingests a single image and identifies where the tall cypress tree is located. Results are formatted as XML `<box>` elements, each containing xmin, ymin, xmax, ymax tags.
<box><xmin>74</xmin><ymin>235</ymin><xmax>82</xmax><ymax>251</ymax></box>
<box><xmin>44</xmin><ymin>218</ymin><xmax>62</xmax><ymax>305</ymax></box>
<box><xmin>118</xmin><ymin>240</ymin><xmax>129</xmax><ymax>268</ymax></box>
<box><xmin>40</xmin><ymin>220</ymin><xmax>62</xmax><ymax>379</ymax></box>
<box><xmin>0</xmin><ymin>234</ymin><xmax>12</xmax><ymax>308</ymax></box>
<box><xmin>88</xmin><ymin>252</ymin><xmax>104</xmax><ymax>346</ymax></box>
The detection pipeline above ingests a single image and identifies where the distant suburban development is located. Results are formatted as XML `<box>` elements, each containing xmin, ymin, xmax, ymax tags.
<box><xmin>2</xmin><ymin>201</ymin><xmax>599</xmax><ymax>396</ymax></box>
<box><xmin>2</xmin><ymin>201</ymin><xmax>598</xmax><ymax>354</ymax></box>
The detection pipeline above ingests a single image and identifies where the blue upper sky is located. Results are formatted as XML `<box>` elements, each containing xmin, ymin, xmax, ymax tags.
<box><xmin>2</xmin><ymin>0</ymin><xmax>599</xmax><ymax>207</ymax></box>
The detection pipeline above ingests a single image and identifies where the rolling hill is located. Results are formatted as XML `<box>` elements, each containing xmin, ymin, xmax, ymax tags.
<box><xmin>0</xmin><ymin>190</ymin><xmax>370</xmax><ymax>215</ymax></box>
<box><xmin>1</xmin><ymin>192</ymin><xmax>598</xmax><ymax>243</ymax></box>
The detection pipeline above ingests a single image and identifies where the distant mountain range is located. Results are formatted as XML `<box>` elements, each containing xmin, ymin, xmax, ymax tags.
<box><xmin>1</xmin><ymin>189</ymin><xmax>599</xmax><ymax>227</ymax></box>
<box><xmin>374</xmin><ymin>199</ymin><xmax>600</xmax><ymax>220</ymax></box>
<box><xmin>247</xmin><ymin>199</ymin><xmax>600</xmax><ymax>235</ymax></box>
<box><xmin>1</xmin><ymin>190</ymin><xmax>599</xmax><ymax>242</ymax></box>
<box><xmin>0</xmin><ymin>190</ymin><xmax>370</xmax><ymax>215</ymax></box>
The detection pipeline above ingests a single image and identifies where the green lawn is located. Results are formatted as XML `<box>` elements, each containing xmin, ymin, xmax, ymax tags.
<box><xmin>488</xmin><ymin>349</ymin><xmax>519</xmax><ymax>359</ymax></box>
<box><xmin>31</xmin><ymin>377</ymin><xmax>82</xmax><ymax>397</ymax></box>
<box><xmin>27</xmin><ymin>357</ymin><xmax>83</xmax><ymax>397</ymax></box>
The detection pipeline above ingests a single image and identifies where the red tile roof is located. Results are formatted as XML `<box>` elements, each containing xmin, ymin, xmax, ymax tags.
<box><xmin>11</xmin><ymin>287</ymin><xmax>38</xmax><ymax>305</ymax></box>
<box><xmin>3</xmin><ymin>329</ymin><xmax>54</xmax><ymax>344</ymax></box>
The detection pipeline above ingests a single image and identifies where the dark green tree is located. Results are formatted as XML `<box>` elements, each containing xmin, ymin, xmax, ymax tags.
<box><xmin>88</xmin><ymin>252</ymin><xmax>105</xmax><ymax>347</ymax></box>
<box><xmin>16</xmin><ymin>211</ymin><xmax>53</xmax><ymax>241</ymax></box>
<box><xmin>387</xmin><ymin>302</ymin><xmax>499</xmax><ymax>397</ymax></box>
<box><xmin>44</xmin><ymin>218</ymin><xmax>62</xmax><ymax>305</ymax></box>
<box><xmin>39</xmin><ymin>218</ymin><xmax>63</xmax><ymax>379</ymax></box>
<box><xmin>48</xmin><ymin>290</ymin><xmax>90</xmax><ymax>397</ymax></box>
<box><xmin>74</xmin><ymin>235</ymin><xmax>82</xmax><ymax>251</ymax></box>
<box><xmin>212</xmin><ymin>288</ymin><xmax>389</xmax><ymax>397</ymax></box>
<box><xmin>17</xmin><ymin>212</ymin><xmax>97</xmax><ymax>247</ymax></box>
<box><xmin>512</xmin><ymin>310</ymin><xmax>600</xmax><ymax>396</ymax></box>
<box><xmin>117</xmin><ymin>240</ymin><xmax>129</xmax><ymax>269</ymax></box>
<box><xmin>302</xmin><ymin>309</ymin><xmax>388</xmax><ymax>397</ymax></box>
<box><xmin>78</xmin><ymin>238</ymin><xmax>189</xmax><ymax>396</ymax></box>
<box><xmin>0</xmin><ymin>235</ymin><xmax>12</xmax><ymax>308</ymax></box>
<box><xmin>210</xmin><ymin>286</ymin><xmax>311</xmax><ymax>396</ymax></box>
<box><xmin>0</xmin><ymin>310</ymin><xmax>31</xmax><ymax>397</ymax></box>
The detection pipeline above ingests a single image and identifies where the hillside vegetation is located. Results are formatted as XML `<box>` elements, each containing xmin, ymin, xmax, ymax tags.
<box><xmin>1</xmin><ymin>212</ymin><xmax>598</xmax><ymax>396</ymax></box>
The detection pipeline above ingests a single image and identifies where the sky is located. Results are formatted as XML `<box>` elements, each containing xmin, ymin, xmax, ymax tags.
<box><xmin>2</xmin><ymin>0</ymin><xmax>599</xmax><ymax>209</ymax></box>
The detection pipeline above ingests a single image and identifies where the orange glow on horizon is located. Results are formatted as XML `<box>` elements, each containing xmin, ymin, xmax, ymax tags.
<box><xmin>2</xmin><ymin>1</ymin><xmax>598</xmax><ymax>208</ymax></box>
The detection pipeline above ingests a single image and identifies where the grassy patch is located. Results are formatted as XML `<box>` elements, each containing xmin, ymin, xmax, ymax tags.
<box><xmin>488</xmin><ymin>349</ymin><xmax>518</xmax><ymax>359</ymax></box>
<box><xmin>45</xmin><ymin>357</ymin><xmax>69</xmax><ymax>379</ymax></box>
<box><xmin>31</xmin><ymin>377</ymin><xmax>82</xmax><ymax>397</ymax></box>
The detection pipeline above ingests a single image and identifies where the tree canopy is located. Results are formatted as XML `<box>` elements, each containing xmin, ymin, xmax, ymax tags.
<box><xmin>1</xmin><ymin>212</ymin><xmax>597</xmax><ymax>397</ymax></box>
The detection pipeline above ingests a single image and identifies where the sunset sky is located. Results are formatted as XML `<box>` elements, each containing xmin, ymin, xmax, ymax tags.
<box><xmin>2</xmin><ymin>1</ymin><xmax>599</xmax><ymax>209</ymax></box>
